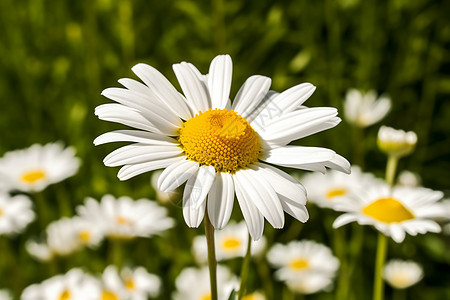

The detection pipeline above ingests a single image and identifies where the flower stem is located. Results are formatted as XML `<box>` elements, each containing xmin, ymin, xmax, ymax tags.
<box><xmin>385</xmin><ymin>155</ymin><xmax>399</xmax><ymax>187</ymax></box>
<box><xmin>205</xmin><ymin>213</ymin><xmax>218</xmax><ymax>300</ymax></box>
<box><xmin>238</xmin><ymin>234</ymin><xmax>252</xmax><ymax>299</ymax></box>
<box><xmin>373</xmin><ymin>232</ymin><xmax>388</xmax><ymax>300</ymax></box>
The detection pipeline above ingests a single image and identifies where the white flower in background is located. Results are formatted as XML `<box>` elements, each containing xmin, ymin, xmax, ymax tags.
<box><xmin>101</xmin><ymin>265</ymin><xmax>161</xmax><ymax>300</ymax></box>
<box><xmin>300</xmin><ymin>166</ymin><xmax>382</xmax><ymax>209</ymax></box>
<box><xmin>21</xmin><ymin>268</ymin><xmax>101</xmax><ymax>300</ymax></box>
<box><xmin>173</xmin><ymin>265</ymin><xmax>238</xmax><ymax>300</ymax></box>
<box><xmin>26</xmin><ymin>217</ymin><xmax>104</xmax><ymax>261</ymax></box>
<box><xmin>0</xmin><ymin>142</ymin><xmax>80</xmax><ymax>192</ymax></box>
<box><xmin>94</xmin><ymin>54</ymin><xmax>350</xmax><ymax>240</ymax></box>
<box><xmin>383</xmin><ymin>259</ymin><xmax>423</xmax><ymax>289</ymax></box>
<box><xmin>266</xmin><ymin>240</ymin><xmax>339</xmax><ymax>282</ymax></box>
<box><xmin>77</xmin><ymin>194</ymin><xmax>174</xmax><ymax>239</ymax></box>
<box><xmin>397</xmin><ymin>170</ymin><xmax>421</xmax><ymax>187</ymax></box>
<box><xmin>333</xmin><ymin>184</ymin><xmax>444</xmax><ymax>243</ymax></box>
<box><xmin>150</xmin><ymin>170</ymin><xmax>178</xmax><ymax>203</ymax></box>
<box><xmin>377</xmin><ymin>126</ymin><xmax>417</xmax><ymax>158</ymax></box>
<box><xmin>192</xmin><ymin>221</ymin><xmax>266</xmax><ymax>263</ymax></box>
<box><xmin>0</xmin><ymin>193</ymin><xmax>35</xmax><ymax>235</ymax></box>
<box><xmin>100</xmin><ymin>266</ymin><xmax>129</xmax><ymax>300</ymax></box>
<box><xmin>0</xmin><ymin>290</ymin><xmax>12</xmax><ymax>300</ymax></box>
<box><xmin>343</xmin><ymin>89</ymin><xmax>391</xmax><ymax>127</ymax></box>
<box><xmin>285</xmin><ymin>273</ymin><xmax>335</xmax><ymax>294</ymax></box>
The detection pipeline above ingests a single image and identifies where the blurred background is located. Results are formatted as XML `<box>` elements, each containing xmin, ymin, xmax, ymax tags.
<box><xmin>0</xmin><ymin>0</ymin><xmax>449</xmax><ymax>299</ymax></box>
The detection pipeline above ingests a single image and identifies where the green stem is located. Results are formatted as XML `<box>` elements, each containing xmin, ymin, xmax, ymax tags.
<box><xmin>385</xmin><ymin>155</ymin><xmax>399</xmax><ymax>187</ymax></box>
<box><xmin>110</xmin><ymin>239</ymin><xmax>124</xmax><ymax>269</ymax></box>
<box><xmin>34</xmin><ymin>192</ymin><xmax>50</xmax><ymax>229</ymax></box>
<box><xmin>335</xmin><ymin>227</ymin><xmax>349</xmax><ymax>300</ymax></box>
<box><xmin>238</xmin><ymin>234</ymin><xmax>252</xmax><ymax>299</ymax></box>
<box><xmin>373</xmin><ymin>232</ymin><xmax>388</xmax><ymax>300</ymax></box>
<box><xmin>205</xmin><ymin>213</ymin><xmax>218</xmax><ymax>300</ymax></box>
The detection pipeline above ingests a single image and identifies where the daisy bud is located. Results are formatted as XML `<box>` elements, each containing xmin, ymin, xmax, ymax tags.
<box><xmin>377</xmin><ymin>126</ymin><xmax>417</xmax><ymax>158</ymax></box>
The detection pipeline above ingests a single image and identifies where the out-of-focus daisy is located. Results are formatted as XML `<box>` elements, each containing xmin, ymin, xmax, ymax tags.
<box><xmin>343</xmin><ymin>89</ymin><xmax>391</xmax><ymax>128</ymax></box>
<box><xmin>242</xmin><ymin>291</ymin><xmax>265</xmax><ymax>300</ymax></box>
<box><xmin>173</xmin><ymin>265</ymin><xmax>237</xmax><ymax>300</ymax></box>
<box><xmin>101</xmin><ymin>265</ymin><xmax>161</xmax><ymax>300</ymax></box>
<box><xmin>333</xmin><ymin>184</ymin><xmax>444</xmax><ymax>243</ymax></box>
<box><xmin>192</xmin><ymin>221</ymin><xmax>266</xmax><ymax>263</ymax></box>
<box><xmin>383</xmin><ymin>259</ymin><xmax>423</xmax><ymax>289</ymax></box>
<box><xmin>150</xmin><ymin>170</ymin><xmax>177</xmax><ymax>204</ymax></box>
<box><xmin>76</xmin><ymin>194</ymin><xmax>174</xmax><ymax>239</ymax></box>
<box><xmin>0</xmin><ymin>290</ymin><xmax>12</xmax><ymax>300</ymax></box>
<box><xmin>21</xmin><ymin>268</ymin><xmax>100</xmax><ymax>300</ymax></box>
<box><xmin>0</xmin><ymin>193</ymin><xmax>35</xmax><ymax>235</ymax></box>
<box><xmin>0</xmin><ymin>142</ymin><xmax>80</xmax><ymax>192</ymax></box>
<box><xmin>26</xmin><ymin>217</ymin><xmax>104</xmax><ymax>261</ymax></box>
<box><xmin>266</xmin><ymin>240</ymin><xmax>339</xmax><ymax>282</ymax></box>
<box><xmin>300</xmin><ymin>166</ymin><xmax>381</xmax><ymax>209</ymax></box>
<box><xmin>377</xmin><ymin>126</ymin><xmax>417</xmax><ymax>158</ymax></box>
<box><xmin>397</xmin><ymin>170</ymin><xmax>421</xmax><ymax>187</ymax></box>
<box><xmin>285</xmin><ymin>273</ymin><xmax>335</xmax><ymax>294</ymax></box>
<box><xmin>94</xmin><ymin>54</ymin><xmax>350</xmax><ymax>240</ymax></box>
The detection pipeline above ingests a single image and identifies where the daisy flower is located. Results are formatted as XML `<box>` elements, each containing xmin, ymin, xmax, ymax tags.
<box><xmin>377</xmin><ymin>126</ymin><xmax>417</xmax><ymax>158</ymax></box>
<box><xmin>343</xmin><ymin>89</ymin><xmax>391</xmax><ymax>128</ymax></box>
<box><xmin>300</xmin><ymin>166</ymin><xmax>382</xmax><ymax>209</ymax></box>
<box><xmin>21</xmin><ymin>268</ymin><xmax>100</xmax><ymax>300</ymax></box>
<box><xmin>76</xmin><ymin>194</ymin><xmax>174</xmax><ymax>239</ymax></box>
<box><xmin>101</xmin><ymin>265</ymin><xmax>161</xmax><ymax>300</ymax></box>
<box><xmin>241</xmin><ymin>291</ymin><xmax>265</xmax><ymax>300</ymax></box>
<box><xmin>397</xmin><ymin>170</ymin><xmax>421</xmax><ymax>187</ymax></box>
<box><xmin>333</xmin><ymin>184</ymin><xmax>444</xmax><ymax>243</ymax></box>
<box><xmin>94</xmin><ymin>54</ymin><xmax>350</xmax><ymax>240</ymax></box>
<box><xmin>0</xmin><ymin>193</ymin><xmax>35</xmax><ymax>235</ymax></box>
<box><xmin>192</xmin><ymin>221</ymin><xmax>266</xmax><ymax>263</ymax></box>
<box><xmin>383</xmin><ymin>259</ymin><xmax>423</xmax><ymax>289</ymax></box>
<box><xmin>26</xmin><ymin>217</ymin><xmax>104</xmax><ymax>261</ymax></box>
<box><xmin>0</xmin><ymin>142</ymin><xmax>80</xmax><ymax>192</ymax></box>
<box><xmin>285</xmin><ymin>273</ymin><xmax>335</xmax><ymax>294</ymax></box>
<box><xmin>266</xmin><ymin>240</ymin><xmax>339</xmax><ymax>282</ymax></box>
<box><xmin>173</xmin><ymin>265</ymin><xmax>238</xmax><ymax>300</ymax></box>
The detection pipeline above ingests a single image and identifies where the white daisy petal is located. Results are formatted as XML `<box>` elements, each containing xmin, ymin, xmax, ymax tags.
<box><xmin>389</xmin><ymin>224</ymin><xmax>406</xmax><ymax>243</ymax></box>
<box><xmin>234</xmin><ymin>175</ymin><xmax>264</xmax><ymax>240</ymax></box>
<box><xmin>132</xmin><ymin>63</ymin><xmax>192</xmax><ymax>120</ymax></box>
<box><xmin>232</xmin><ymin>75</ymin><xmax>271</xmax><ymax>117</ymax></box>
<box><xmin>279</xmin><ymin>196</ymin><xmax>309</xmax><ymax>222</ymax></box>
<box><xmin>184</xmin><ymin>165</ymin><xmax>215</xmax><ymax>209</ymax></box>
<box><xmin>333</xmin><ymin>214</ymin><xmax>359</xmax><ymax>228</ymax></box>
<box><xmin>117</xmin><ymin>156</ymin><xmax>184</xmax><ymax>181</ymax></box>
<box><xmin>323</xmin><ymin>154</ymin><xmax>351</xmax><ymax>174</ymax></box>
<box><xmin>95</xmin><ymin>104</ymin><xmax>158</xmax><ymax>132</ymax></box>
<box><xmin>93</xmin><ymin>130</ymin><xmax>177</xmax><ymax>146</ymax></box>
<box><xmin>259</xmin><ymin>107</ymin><xmax>338</xmax><ymax>145</ymax></box>
<box><xmin>103</xmin><ymin>144</ymin><xmax>182</xmax><ymax>167</ymax></box>
<box><xmin>118</xmin><ymin>77</ymin><xmax>152</xmax><ymax>94</ymax></box>
<box><xmin>207</xmin><ymin>172</ymin><xmax>235</xmax><ymax>229</ymax></box>
<box><xmin>173</xmin><ymin>62</ymin><xmax>210</xmax><ymax>113</ymax></box>
<box><xmin>157</xmin><ymin>159</ymin><xmax>199</xmax><ymax>192</ymax></box>
<box><xmin>262</xmin><ymin>146</ymin><xmax>336</xmax><ymax>167</ymax></box>
<box><xmin>182</xmin><ymin>172</ymin><xmax>207</xmax><ymax>228</ymax></box>
<box><xmin>235</xmin><ymin>169</ymin><xmax>284</xmax><ymax>229</ymax></box>
<box><xmin>208</xmin><ymin>55</ymin><xmax>232</xmax><ymax>109</ymax></box>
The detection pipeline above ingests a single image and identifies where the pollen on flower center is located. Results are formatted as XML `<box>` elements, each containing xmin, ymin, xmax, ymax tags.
<box><xmin>21</xmin><ymin>169</ymin><xmax>46</xmax><ymax>183</ymax></box>
<box><xmin>102</xmin><ymin>291</ymin><xmax>119</xmax><ymax>300</ymax></box>
<box><xmin>78</xmin><ymin>230</ymin><xmax>91</xmax><ymax>243</ymax></box>
<box><xmin>290</xmin><ymin>258</ymin><xmax>309</xmax><ymax>270</ymax></box>
<box><xmin>221</xmin><ymin>237</ymin><xmax>241</xmax><ymax>250</ymax></box>
<box><xmin>178</xmin><ymin>109</ymin><xmax>261</xmax><ymax>173</ymax></box>
<box><xmin>125</xmin><ymin>278</ymin><xmax>136</xmax><ymax>290</ymax></box>
<box><xmin>326</xmin><ymin>188</ymin><xmax>347</xmax><ymax>200</ymax></box>
<box><xmin>58</xmin><ymin>290</ymin><xmax>71</xmax><ymax>300</ymax></box>
<box><xmin>362</xmin><ymin>197</ymin><xmax>414</xmax><ymax>223</ymax></box>
<box><xmin>199</xmin><ymin>294</ymin><xmax>211</xmax><ymax>300</ymax></box>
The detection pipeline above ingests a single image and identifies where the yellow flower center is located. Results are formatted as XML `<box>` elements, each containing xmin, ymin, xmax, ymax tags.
<box><xmin>221</xmin><ymin>237</ymin><xmax>241</xmax><ymax>251</ymax></box>
<box><xmin>102</xmin><ymin>291</ymin><xmax>119</xmax><ymax>300</ymax></box>
<box><xmin>58</xmin><ymin>290</ymin><xmax>71</xmax><ymax>300</ymax></box>
<box><xmin>178</xmin><ymin>109</ymin><xmax>261</xmax><ymax>173</ymax></box>
<box><xmin>21</xmin><ymin>169</ymin><xmax>46</xmax><ymax>183</ymax></box>
<box><xmin>0</xmin><ymin>209</ymin><xmax>3</xmax><ymax>217</ymax></box>
<box><xmin>326</xmin><ymin>188</ymin><xmax>347</xmax><ymax>200</ymax></box>
<box><xmin>289</xmin><ymin>258</ymin><xmax>309</xmax><ymax>270</ymax></box>
<box><xmin>116</xmin><ymin>216</ymin><xmax>129</xmax><ymax>224</ymax></box>
<box><xmin>362</xmin><ymin>197</ymin><xmax>414</xmax><ymax>223</ymax></box>
<box><xmin>242</xmin><ymin>294</ymin><xmax>258</xmax><ymax>300</ymax></box>
<box><xmin>78</xmin><ymin>230</ymin><xmax>91</xmax><ymax>243</ymax></box>
<box><xmin>124</xmin><ymin>278</ymin><xmax>135</xmax><ymax>290</ymax></box>
<box><xmin>199</xmin><ymin>294</ymin><xmax>211</xmax><ymax>300</ymax></box>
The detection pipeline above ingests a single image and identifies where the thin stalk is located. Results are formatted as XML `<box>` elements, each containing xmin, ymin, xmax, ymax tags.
<box><xmin>238</xmin><ymin>234</ymin><xmax>252</xmax><ymax>299</ymax></box>
<box><xmin>34</xmin><ymin>192</ymin><xmax>50</xmax><ymax>229</ymax></box>
<box><xmin>373</xmin><ymin>233</ymin><xmax>388</xmax><ymax>300</ymax></box>
<box><xmin>385</xmin><ymin>155</ymin><xmax>399</xmax><ymax>187</ymax></box>
<box><xmin>110</xmin><ymin>239</ymin><xmax>124</xmax><ymax>269</ymax></box>
<box><xmin>205</xmin><ymin>213</ymin><xmax>218</xmax><ymax>300</ymax></box>
<box><xmin>335</xmin><ymin>227</ymin><xmax>349</xmax><ymax>300</ymax></box>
